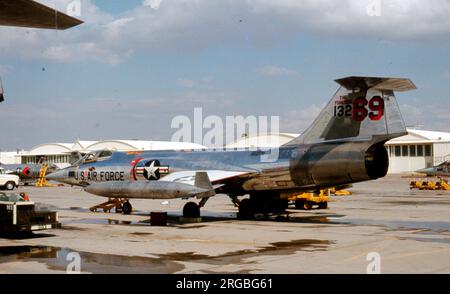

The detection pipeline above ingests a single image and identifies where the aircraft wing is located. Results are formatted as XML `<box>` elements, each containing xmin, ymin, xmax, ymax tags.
<box><xmin>160</xmin><ymin>170</ymin><xmax>251</xmax><ymax>186</ymax></box>
<box><xmin>0</xmin><ymin>0</ymin><xmax>83</xmax><ymax>30</ymax></box>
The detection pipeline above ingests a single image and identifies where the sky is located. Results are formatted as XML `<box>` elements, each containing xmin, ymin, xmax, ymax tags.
<box><xmin>1</xmin><ymin>0</ymin><xmax>450</xmax><ymax>150</ymax></box>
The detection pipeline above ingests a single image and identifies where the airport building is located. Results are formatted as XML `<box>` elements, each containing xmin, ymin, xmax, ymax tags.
<box><xmin>0</xmin><ymin>150</ymin><xmax>25</xmax><ymax>165</ymax></box>
<box><xmin>385</xmin><ymin>129</ymin><xmax>450</xmax><ymax>173</ymax></box>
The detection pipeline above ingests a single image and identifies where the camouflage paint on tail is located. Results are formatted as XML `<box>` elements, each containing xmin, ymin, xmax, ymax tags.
<box><xmin>287</xmin><ymin>77</ymin><xmax>416</xmax><ymax>146</ymax></box>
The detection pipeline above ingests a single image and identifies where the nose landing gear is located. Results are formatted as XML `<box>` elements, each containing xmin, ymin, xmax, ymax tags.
<box><xmin>122</xmin><ymin>201</ymin><xmax>133</xmax><ymax>215</ymax></box>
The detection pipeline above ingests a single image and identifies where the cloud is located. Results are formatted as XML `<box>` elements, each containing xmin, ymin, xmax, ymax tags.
<box><xmin>281</xmin><ymin>105</ymin><xmax>324</xmax><ymax>133</ymax></box>
<box><xmin>176</xmin><ymin>77</ymin><xmax>213</xmax><ymax>88</ymax></box>
<box><xmin>177</xmin><ymin>78</ymin><xmax>196</xmax><ymax>88</ymax></box>
<box><xmin>0</xmin><ymin>90</ymin><xmax>245</xmax><ymax>149</ymax></box>
<box><xmin>0</xmin><ymin>65</ymin><xmax>13</xmax><ymax>76</ymax></box>
<box><xmin>1</xmin><ymin>0</ymin><xmax>450</xmax><ymax>64</ymax></box>
<box><xmin>143</xmin><ymin>0</ymin><xmax>163</xmax><ymax>10</ymax></box>
<box><xmin>400</xmin><ymin>103</ymin><xmax>450</xmax><ymax>131</ymax></box>
<box><xmin>256</xmin><ymin>65</ymin><xmax>297</xmax><ymax>77</ymax></box>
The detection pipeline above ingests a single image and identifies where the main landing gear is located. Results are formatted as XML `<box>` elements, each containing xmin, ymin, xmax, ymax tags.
<box><xmin>238</xmin><ymin>193</ymin><xmax>288</xmax><ymax>220</ymax></box>
<box><xmin>182</xmin><ymin>197</ymin><xmax>209</xmax><ymax>218</ymax></box>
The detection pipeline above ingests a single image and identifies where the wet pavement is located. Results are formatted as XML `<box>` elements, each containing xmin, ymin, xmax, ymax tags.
<box><xmin>0</xmin><ymin>174</ymin><xmax>449</xmax><ymax>273</ymax></box>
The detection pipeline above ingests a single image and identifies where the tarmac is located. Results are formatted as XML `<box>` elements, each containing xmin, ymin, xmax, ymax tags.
<box><xmin>0</xmin><ymin>174</ymin><xmax>449</xmax><ymax>274</ymax></box>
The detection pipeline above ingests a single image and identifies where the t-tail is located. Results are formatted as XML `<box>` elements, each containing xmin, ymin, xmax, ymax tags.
<box><xmin>287</xmin><ymin>76</ymin><xmax>416</xmax><ymax>146</ymax></box>
<box><xmin>286</xmin><ymin>76</ymin><xmax>416</xmax><ymax>187</ymax></box>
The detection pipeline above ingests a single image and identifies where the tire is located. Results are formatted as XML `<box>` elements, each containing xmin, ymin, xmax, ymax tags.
<box><xmin>183</xmin><ymin>202</ymin><xmax>200</xmax><ymax>218</ymax></box>
<box><xmin>5</xmin><ymin>181</ymin><xmax>16</xmax><ymax>190</ymax></box>
<box><xmin>238</xmin><ymin>198</ymin><xmax>256</xmax><ymax>219</ymax></box>
<box><xmin>122</xmin><ymin>202</ymin><xmax>132</xmax><ymax>215</ymax></box>
<box><xmin>318</xmin><ymin>202</ymin><xmax>328</xmax><ymax>209</ymax></box>
<box><xmin>303</xmin><ymin>201</ymin><xmax>313</xmax><ymax>210</ymax></box>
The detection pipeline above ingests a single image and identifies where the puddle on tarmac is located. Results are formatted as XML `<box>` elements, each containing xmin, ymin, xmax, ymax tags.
<box><xmin>339</xmin><ymin>218</ymin><xmax>450</xmax><ymax>233</ymax></box>
<box><xmin>0</xmin><ymin>239</ymin><xmax>333</xmax><ymax>273</ymax></box>
<box><xmin>156</xmin><ymin>239</ymin><xmax>334</xmax><ymax>266</ymax></box>
<box><xmin>382</xmin><ymin>200</ymin><xmax>450</xmax><ymax>206</ymax></box>
<box><xmin>398</xmin><ymin>237</ymin><xmax>450</xmax><ymax>244</ymax></box>
<box><xmin>0</xmin><ymin>246</ymin><xmax>183</xmax><ymax>274</ymax></box>
<box><xmin>128</xmin><ymin>232</ymin><xmax>153</xmax><ymax>236</ymax></box>
<box><xmin>63</xmin><ymin>218</ymin><xmax>142</xmax><ymax>226</ymax></box>
<box><xmin>58</xmin><ymin>207</ymin><xmax>91</xmax><ymax>212</ymax></box>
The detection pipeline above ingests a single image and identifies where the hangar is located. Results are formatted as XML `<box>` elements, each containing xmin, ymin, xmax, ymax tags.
<box><xmin>385</xmin><ymin>129</ymin><xmax>450</xmax><ymax>173</ymax></box>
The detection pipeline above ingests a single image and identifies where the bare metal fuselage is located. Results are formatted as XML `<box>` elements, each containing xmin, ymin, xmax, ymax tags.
<box><xmin>48</xmin><ymin>139</ymin><xmax>389</xmax><ymax>198</ymax></box>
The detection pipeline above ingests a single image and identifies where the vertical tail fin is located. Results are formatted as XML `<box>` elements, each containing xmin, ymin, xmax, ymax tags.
<box><xmin>286</xmin><ymin>77</ymin><xmax>416</xmax><ymax>146</ymax></box>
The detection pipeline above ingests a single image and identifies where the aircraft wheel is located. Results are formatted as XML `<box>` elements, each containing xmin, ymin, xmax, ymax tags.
<box><xmin>318</xmin><ymin>202</ymin><xmax>328</xmax><ymax>209</ymax></box>
<box><xmin>5</xmin><ymin>181</ymin><xmax>16</xmax><ymax>191</ymax></box>
<box><xmin>238</xmin><ymin>199</ymin><xmax>254</xmax><ymax>219</ymax></box>
<box><xmin>183</xmin><ymin>202</ymin><xmax>200</xmax><ymax>218</ymax></box>
<box><xmin>122</xmin><ymin>202</ymin><xmax>132</xmax><ymax>215</ymax></box>
<box><xmin>303</xmin><ymin>201</ymin><xmax>313</xmax><ymax>210</ymax></box>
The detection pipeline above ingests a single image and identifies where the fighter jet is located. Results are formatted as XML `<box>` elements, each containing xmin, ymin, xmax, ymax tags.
<box><xmin>0</xmin><ymin>161</ymin><xmax>58</xmax><ymax>185</ymax></box>
<box><xmin>0</xmin><ymin>0</ymin><xmax>83</xmax><ymax>103</ymax></box>
<box><xmin>416</xmin><ymin>161</ymin><xmax>450</xmax><ymax>177</ymax></box>
<box><xmin>47</xmin><ymin>76</ymin><xmax>416</xmax><ymax>218</ymax></box>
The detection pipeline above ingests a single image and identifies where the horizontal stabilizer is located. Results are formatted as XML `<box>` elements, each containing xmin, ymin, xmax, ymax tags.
<box><xmin>335</xmin><ymin>76</ymin><xmax>416</xmax><ymax>92</ymax></box>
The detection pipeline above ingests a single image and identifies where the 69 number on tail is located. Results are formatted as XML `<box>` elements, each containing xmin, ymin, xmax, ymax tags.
<box><xmin>334</xmin><ymin>96</ymin><xmax>384</xmax><ymax>121</ymax></box>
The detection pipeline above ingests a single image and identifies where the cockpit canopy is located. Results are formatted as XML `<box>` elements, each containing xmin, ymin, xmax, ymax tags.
<box><xmin>74</xmin><ymin>150</ymin><xmax>113</xmax><ymax>166</ymax></box>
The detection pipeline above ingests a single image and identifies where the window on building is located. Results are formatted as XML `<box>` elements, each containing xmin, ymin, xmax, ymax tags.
<box><xmin>425</xmin><ymin>145</ymin><xmax>432</xmax><ymax>157</ymax></box>
<box><xmin>409</xmin><ymin>145</ymin><xmax>416</xmax><ymax>157</ymax></box>
<box><xmin>402</xmin><ymin>145</ymin><xmax>408</xmax><ymax>157</ymax></box>
<box><xmin>395</xmin><ymin>146</ymin><xmax>401</xmax><ymax>157</ymax></box>
<box><xmin>417</xmin><ymin>145</ymin><xmax>424</xmax><ymax>157</ymax></box>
